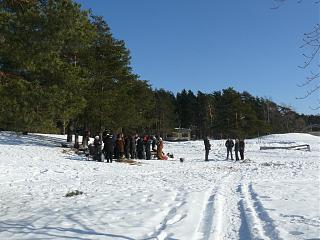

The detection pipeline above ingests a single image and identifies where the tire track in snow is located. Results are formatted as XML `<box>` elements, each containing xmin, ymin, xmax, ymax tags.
<box><xmin>239</xmin><ymin>183</ymin><xmax>281</xmax><ymax>240</ymax></box>
<box><xmin>194</xmin><ymin>173</ymin><xmax>233</xmax><ymax>240</ymax></box>
<box><xmin>194</xmin><ymin>187</ymin><xmax>216</xmax><ymax>240</ymax></box>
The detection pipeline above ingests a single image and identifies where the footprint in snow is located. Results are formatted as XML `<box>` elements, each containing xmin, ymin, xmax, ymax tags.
<box><xmin>167</xmin><ymin>214</ymin><xmax>187</xmax><ymax>225</ymax></box>
<box><xmin>40</xmin><ymin>169</ymin><xmax>48</xmax><ymax>174</ymax></box>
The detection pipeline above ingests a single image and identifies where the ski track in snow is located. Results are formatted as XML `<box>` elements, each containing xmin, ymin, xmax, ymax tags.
<box><xmin>197</xmin><ymin>177</ymin><xmax>224</xmax><ymax>239</ymax></box>
<box><xmin>239</xmin><ymin>183</ymin><xmax>281</xmax><ymax>240</ymax></box>
<box><xmin>0</xmin><ymin>132</ymin><xmax>319</xmax><ymax>239</ymax></box>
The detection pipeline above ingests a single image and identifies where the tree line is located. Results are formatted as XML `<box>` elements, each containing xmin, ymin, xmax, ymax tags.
<box><xmin>0</xmin><ymin>0</ymin><xmax>319</xmax><ymax>139</ymax></box>
<box><xmin>155</xmin><ymin>88</ymin><xmax>320</xmax><ymax>139</ymax></box>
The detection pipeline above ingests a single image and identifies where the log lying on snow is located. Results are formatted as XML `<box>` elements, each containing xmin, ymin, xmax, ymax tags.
<box><xmin>115</xmin><ymin>158</ymin><xmax>142</xmax><ymax>165</ymax></box>
<box><xmin>61</xmin><ymin>142</ymin><xmax>74</xmax><ymax>148</ymax></box>
<box><xmin>260</xmin><ymin>144</ymin><xmax>310</xmax><ymax>151</ymax></box>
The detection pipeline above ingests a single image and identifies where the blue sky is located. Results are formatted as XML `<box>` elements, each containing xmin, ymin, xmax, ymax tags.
<box><xmin>75</xmin><ymin>0</ymin><xmax>319</xmax><ymax>114</ymax></box>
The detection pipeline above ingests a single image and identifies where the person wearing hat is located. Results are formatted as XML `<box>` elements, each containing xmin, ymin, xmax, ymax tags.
<box><xmin>103</xmin><ymin>134</ymin><xmax>114</xmax><ymax>163</ymax></box>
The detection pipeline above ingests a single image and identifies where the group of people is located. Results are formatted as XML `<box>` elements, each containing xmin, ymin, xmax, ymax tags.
<box><xmin>203</xmin><ymin>137</ymin><xmax>245</xmax><ymax>161</ymax></box>
<box><xmin>90</xmin><ymin>131</ymin><xmax>168</xmax><ymax>162</ymax></box>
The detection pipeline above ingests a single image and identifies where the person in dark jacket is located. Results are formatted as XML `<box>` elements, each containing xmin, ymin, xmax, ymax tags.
<box><xmin>203</xmin><ymin>136</ymin><xmax>211</xmax><ymax>161</ymax></box>
<box><xmin>239</xmin><ymin>139</ymin><xmax>245</xmax><ymax>160</ymax></box>
<box><xmin>145</xmin><ymin>136</ymin><xmax>151</xmax><ymax>160</ymax></box>
<box><xmin>103</xmin><ymin>134</ymin><xmax>114</xmax><ymax>163</ymax></box>
<box><xmin>234</xmin><ymin>139</ymin><xmax>240</xmax><ymax>161</ymax></box>
<box><xmin>151</xmin><ymin>135</ymin><xmax>157</xmax><ymax>152</ymax></box>
<box><xmin>137</xmin><ymin>136</ymin><xmax>145</xmax><ymax>159</ymax></box>
<box><xmin>93</xmin><ymin>136</ymin><xmax>102</xmax><ymax>162</ymax></box>
<box><xmin>124</xmin><ymin>135</ymin><xmax>131</xmax><ymax>159</ymax></box>
<box><xmin>130</xmin><ymin>135</ymin><xmax>137</xmax><ymax>159</ymax></box>
<box><xmin>225</xmin><ymin>138</ymin><xmax>234</xmax><ymax>160</ymax></box>
<box><xmin>102</xmin><ymin>129</ymin><xmax>109</xmax><ymax>140</ymax></box>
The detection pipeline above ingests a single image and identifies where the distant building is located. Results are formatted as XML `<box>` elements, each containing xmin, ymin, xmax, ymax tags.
<box><xmin>165</xmin><ymin>128</ymin><xmax>191</xmax><ymax>141</ymax></box>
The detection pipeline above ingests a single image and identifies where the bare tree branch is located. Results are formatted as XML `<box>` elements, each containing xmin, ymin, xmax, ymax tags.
<box><xmin>309</xmin><ymin>99</ymin><xmax>320</xmax><ymax>110</ymax></box>
<box><xmin>298</xmin><ymin>24</ymin><xmax>320</xmax><ymax>69</ymax></box>
<box><xmin>297</xmin><ymin>72</ymin><xmax>319</xmax><ymax>87</ymax></box>
<box><xmin>296</xmin><ymin>84</ymin><xmax>320</xmax><ymax>99</ymax></box>
<box><xmin>272</xmin><ymin>0</ymin><xmax>319</xmax><ymax>109</ymax></box>
<box><xmin>271</xmin><ymin>0</ymin><xmax>320</xmax><ymax>9</ymax></box>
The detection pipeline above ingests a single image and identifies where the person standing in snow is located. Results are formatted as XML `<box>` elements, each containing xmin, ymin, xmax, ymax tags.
<box><xmin>234</xmin><ymin>138</ymin><xmax>239</xmax><ymax>161</ymax></box>
<box><xmin>124</xmin><ymin>135</ymin><xmax>131</xmax><ymax>159</ymax></box>
<box><xmin>137</xmin><ymin>136</ymin><xmax>145</xmax><ymax>159</ymax></box>
<box><xmin>225</xmin><ymin>138</ymin><xmax>234</xmax><ymax>160</ymax></box>
<box><xmin>203</xmin><ymin>136</ymin><xmax>211</xmax><ymax>161</ymax></box>
<box><xmin>239</xmin><ymin>139</ymin><xmax>245</xmax><ymax>160</ymax></box>
<box><xmin>151</xmin><ymin>135</ymin><xmax>157</xmax><ymax>152</ymax></box>
<box><xmin>145</xmin><ymin>135</ymin><xmax>152</xmax><ymax>160</ymax></box>
<box><xmin>115</xmin><ymin>134</ymin><xmax>125</xmax><ymax>159</ymax></box>
<box><xmin>130</xmin><ymin>135</ymin><xmax>137</xmax><ymax>159</ymax></box>
<box><xmin>103</xmin><ymin>134</ymin><xmax>114</xmax><ymax>163</ymax></box>
<box><xmin>93</xmin><ymin>136</ymin><xmax>102</xmax><ymax>162</ymax></box>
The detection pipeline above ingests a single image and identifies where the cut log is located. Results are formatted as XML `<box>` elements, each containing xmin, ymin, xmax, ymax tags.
<box><xmin>260</xmin><ymin>144</ymin><xmax>310</xmax><ymax>151</ymax></box>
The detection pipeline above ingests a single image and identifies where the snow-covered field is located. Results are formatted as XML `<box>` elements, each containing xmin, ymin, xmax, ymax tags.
<box><xmin>0</xmin><ymin>132</ymin><xmax>319</xmax><ymax>240</ymax></box>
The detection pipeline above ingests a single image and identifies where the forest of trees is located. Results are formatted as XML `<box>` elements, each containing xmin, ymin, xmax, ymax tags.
<box><xmin>0</xmin><ymin>0</ymin><xmax>319</xmax><ymax>140</ymax></box>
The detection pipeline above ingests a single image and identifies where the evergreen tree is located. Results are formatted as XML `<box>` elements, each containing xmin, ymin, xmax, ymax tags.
<box><xmin>154</xmin><ymin>89</ymin><xmax>177</xmax><ymax>136</ymax></box>
<box><xmin>195</xmin><ymin>91</ymin><xmax>215</xmax><ymax>138</ymax></box>
<box><xmin>0</xmin><ymin>0</ymin><xmax>95</xmax><ymax>132</ymax></box>
<box><xmin>176</xmin><ymin>89</ymin><xmax>197</xmax><ymax>129</ymax></box>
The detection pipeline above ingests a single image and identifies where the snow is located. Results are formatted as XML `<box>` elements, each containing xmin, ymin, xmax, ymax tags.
<box><xmin>0</xmin><ymin>132</ymin><xmax>319</xmax><ymax>239</ymax></box>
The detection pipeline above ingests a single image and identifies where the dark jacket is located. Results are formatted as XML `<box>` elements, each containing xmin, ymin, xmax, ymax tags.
<box><xmin>94</xmin><ymin>138</ymin><xmax>101</xmax><ymax>147</ymax></box>
<box><xmin>234</xmin><ymin>140</ymin><xmax>239</xmax><ymax>151</ymax></box>
<box><xmin>204</xmin><ymin>138</ymin><xmax>211</xmax><ymax>150</ymax></box>
<box><xmin>103</xmin><ymin>136</ymin><xmax>114</xmax><ymax>152</ymax></box>
<box><xmin>124</xmin><ymin>137</ymin><xmax>130</xmax><ymax>151</ymax></box>
<box><xmin>130</xmin><ymin>137</ymin><xmax>136</xmax><ymax>151</ymax></box>
<box><xmin>239</xmin><ymin>140</ymin><xmax>245</xmax><ymax>151</ymax></box>
<box><xmin>137</xmin><ymin>138</ymin><xmax>144</xmax><ymax>152</ymax></box>
<box><xmin>225</xmin><ymin>139</ymin><xmax>234</xmax><ymax>149</ymax></box>
<box><xmin>145</xmin><ymin>139</ymin><xmax>151</xmax><ymax>152</ymax></box>
<box><xmin>152</xmin><ymin>137</ymin><xmax>157</xmax><ymax>151</ymax></box>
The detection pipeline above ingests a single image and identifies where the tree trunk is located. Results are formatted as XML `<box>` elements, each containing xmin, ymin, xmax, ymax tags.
<box><xmin>74</xmin><ymin>121</ymin><xmax>79</xmax><ymax>149</ymax></box>
<box><xmin>62</xmin><ymin>119</ymin><xmax>66</xmax><ymax>135</ymax></box>
<box><xmin>67</xmin><ymin>121</ymin><xmax>73</xmax><ymax>142</ymax></box>
<box><xmin>74</xmin><ymin>132</ymin><xmax>79</xmax><ymax>149</ymax></box>
<box><xmin>82</xmin><ymin>122</ymin><xmax>89</xmax><ymax>148</ymax></box>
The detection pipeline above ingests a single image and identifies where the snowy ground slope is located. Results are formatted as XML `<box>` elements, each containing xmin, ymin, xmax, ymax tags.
<box><xmin>0</xmin><ymin>132</ymin><xmax>319</xmax><ymax>240</ymax></box>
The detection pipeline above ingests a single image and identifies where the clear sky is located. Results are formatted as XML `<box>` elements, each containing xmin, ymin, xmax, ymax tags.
<box><xmin>75</xmin><ymin>0</ymin><xmax>319</xmax><ymax>114</ymax></box>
